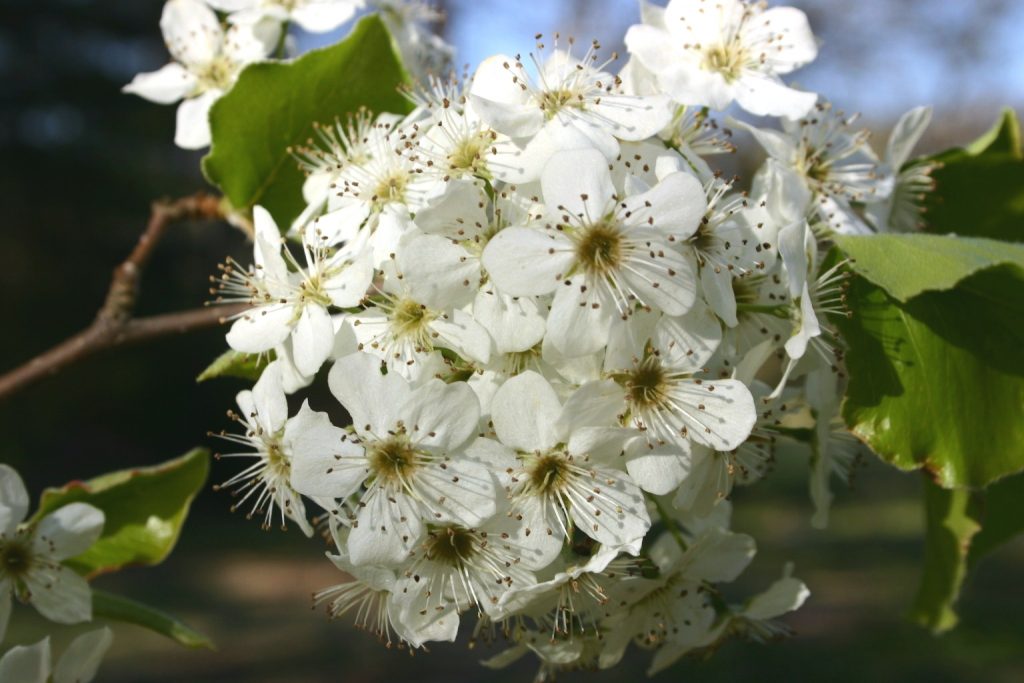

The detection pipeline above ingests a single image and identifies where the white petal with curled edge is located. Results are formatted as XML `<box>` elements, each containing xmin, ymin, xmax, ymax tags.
<box><xmin>25</xmin><ymin>564</ymin><xmax>92</xmax><ymax>624</ymax></box>
<box><xmin>472</xmin><ymin>285</ymin><xmax>546</xmax><ymax>354</ymax></box>
<box><xmin>491</xmin><ymin>370</ymin><xmax>562</xmax><ymax>453</ymax></box>
<box><xmin>744</xmin><ymin>576</ymin><xmax>810</xmax><ymax>620</ymax></box>
<box><xmin>403</xmin><ymin>379</ymin><xmax>480</xmax><ymax>452</ymax></box>
<box><xmin>0</xmin><ymin>464</ymin><xmax>29</xmax><ymax>535</ymax></box>
<box><xmin>482</xmin><ymin>227</ymin><xmax>573</xmax><ymax>297</ymax></box>
<box><xmin>887</xmin><ymin>106</ymin><xmax>932</xmax><ymax>168</ymax></box>
<box><xmin>226</xmin><ymin>303</ymin><xmax>294</xmax><ymax>354</ymax></box>
<box><xmin>53</xmin><ymin>627</ymin><xmax>113</xmax><ymax>683</ymax></box>
<box><xmin>348</xmin><ymin>486</ymin><xmax>422</xmax><ymax>566</ymax></box>
<box><xmin>174</xmin><ymin>89</ymin><xmax>218</xmax><ymax>149</ymax></box>
<box><xmin>33</xmin><ymin>503</ymin><xmax>104</xmax><ymax>561</ymax></box>
<box><xmin>286</xmin><ymin>401</ymin><xmax>366</xmax><ymax>499</ymax></box>
<box><xmin>429</xmin><ymin>308</ymin><xmax>492</xmax><ymax>365</ymax></box>
<box><xmin>161</xmin><ymin>0</ymin><xmax>222</xmax><ymax>68</ymax></box>
<box><xmin>291</xmin><ymin>304</ymin><xmax>334</xmax><ymax>377</ymax></box>
<box><xmin>328</xmin><ymin>352</ymin><xmax>409</xmax><ymax>438</ymax></box>
<box><xmin>250</xmin><ymin>360</ymin><xmax>287</xmax><ymax>433</ymax></box>
<box><xmin>122</xmin><ymin>63</ymin><xmax>196</xmax><ymax>104</ymax></box>
<box><xmin>0</xmin><ymin>638</ymin><xmax>50</xmax><ymax>683</ymax></box>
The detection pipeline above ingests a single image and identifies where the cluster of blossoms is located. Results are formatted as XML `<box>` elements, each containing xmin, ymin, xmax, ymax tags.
<box><xmin>123</xmin><ymin>0</ymin><xmax>452</xmax><ymax>148</ymax></box>
<box><xmin>123</xmin><ymin>0</ymin><xmax>939</xmax><ymax>677</ymax></box>
<box><xmin>0</xmin><ymin>466</ymin><xmax>113</xmax><ymax>681</ymax></box>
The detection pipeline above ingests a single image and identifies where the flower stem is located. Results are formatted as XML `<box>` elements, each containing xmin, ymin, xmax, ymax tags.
<box><xmin>648</xmin><ymin>494</ymin><xmax>688</xmax><ymax>552</ymax></box>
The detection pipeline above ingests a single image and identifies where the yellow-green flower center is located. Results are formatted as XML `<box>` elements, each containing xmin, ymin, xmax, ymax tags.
<box><xmin>576</xmin><ymin>221</ymin><xmax>624</xmax><ymax>277</ymax></box>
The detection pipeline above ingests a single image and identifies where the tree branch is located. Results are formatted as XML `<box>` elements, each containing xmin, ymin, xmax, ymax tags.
<box><xmin>0</xmin><ymin>193</ymin><xmax>241</xmax><ymax>401</ymax></box>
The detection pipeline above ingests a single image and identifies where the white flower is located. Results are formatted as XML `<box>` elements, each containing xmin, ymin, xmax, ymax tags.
<box><xmin>736</xmin><ymin>101</ymin><xmax>895</xmax><ymax>235</ymax></box>
<box><xmin>123</xmin><ymin>0</ymin><xmax>277</xmax><ymax>149</ymax></box>
<box><xmin>731</xmin><ymin>564</ymin><xmax>809</xmax><ymax>641</ymax></box>
<box><xmin>483</xmin><ymin>147</ymin><xmax>706</xmax><ymax>357</ymax></box>
<box><xmin>600</xmin><ymin>308</ymin><xmax>757</xmax><ymax>495</ymax></box>
<box><xmin>342</xmin><ymin>261</ymin><xmax>492</xmax><ymax>381</ymax></box>
<box><xmin>489</xmin><ymin>371</ymin><xmax>651</xmax><ymax>563</ymax></box>
<box><xmin>0</xmin><ymin>628</ymin><xmax>113</xmax><ymax>683</ymax></box>
<box><xmin>213</xmin><ymin>361</ymin><xmax>321</xmax><ymax>535</ymax></box>
<box><xmin>0</xmin><ymin>466</ymin><xmax>104</xmax><ymax>639</ymax></box>
<box><xmin>469</xmin><ymin>43</ymin><xmax>674</xmax><ymax>182</ymax></box>
<box><xmin>865</xmin><ymin>106</ymin><xmax>938</xmax><ymax>232</ymax></box>
<box><xmin>390</xmin><ymin>514</ymin><xmax>543</xmax><ymax>645</ymax></box>
<box><xmin>312</xmin><ymin>115</ymin><xmax>444</xmax><ymax>264</ymax></box>
<box><xmin>625</xmin><ymin>0</ymin><xmax>818</xmax><ymax>119</ymax></box>
<box><xmin>218</xmin><ymin>206</ymin><xmax>373</xmax><ymax>377</ymax></box>
<box><xmin>290</xmin><ymin>352</ymin><xmax>499</xmax><ymax>565</ymax></box>
<box><xmin>313</xmin><ymin>544</ymin><xmax>416</xmax><ymax>647</ymax></box>
<box><xmin>600</xmin><ymin>527</ymin><xmax>755</xmax><ymax>673</ymax></box>
<box><xmin>208</xmin><ymin>0</ymin><xmax>363</xmax><ymax>34</ymax></box>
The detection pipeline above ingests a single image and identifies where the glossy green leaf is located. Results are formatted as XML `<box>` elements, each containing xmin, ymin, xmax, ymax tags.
<box><xmin>202</xmin><ymin>15</ymin><xmax>412</xmax><ymax>228</ymax></box>
<box><xmin>197</xmin><ymin>349</ymin><xmax>271</xmax><ymax>383</ymax></box>
<box><xmin>923</xmin><ymin>108</ymin><xmax>1024</xmax><ymax>241</ymax></box>
<box><xmin>33</xmin><ymin>449</ymin><xmax>210</xmax><ymax>577</ymax></box>
<box><xmin>92</xmin><ymin>589</ymin><xmax>214</xmax><ymax>650</ymax></box>
<box><xmin>834</xmin><ymin>233</ymin><xmax>1024</xmax><ymax>302</ymax></box>
<box><xmin>835</xmin><ymin>271</ymin><xmax>1024</xmax><ymax>489</ymax></box>
<box><xmin>910</xmin><ymin>478</ymin><xmax>982</xmax><ymax>633</ymax></box>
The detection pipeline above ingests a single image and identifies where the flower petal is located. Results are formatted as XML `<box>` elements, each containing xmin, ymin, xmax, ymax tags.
<box><xmin>491</xmin><ymin>371</ymin><xmax>563</xmax><ymax>453</ymax></box>
<box><xmin>0</xmin><ymin>464</ymin><xmax>29</xmax><ymax>535</ymax></box>
<box><xmin>33</xmin><ymin>503</ymin><xmax>104</xmax><ymax>562</ymax></box>
<box><xmin>122</xmin><ymin>63</ymin><xmax>196</xmax><ymax>104</ymax></box>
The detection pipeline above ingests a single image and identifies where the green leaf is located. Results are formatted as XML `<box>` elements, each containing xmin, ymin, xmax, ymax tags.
<box><xmin>833</xmin><ymin>233</ymin><xmax>1024</xmax><ymax>302</ymax></box>
<box><xmin>202</xmin><ymin>15</ymin><xmax>412</xmax><ymax>228</ymax></box>
<box><xmin>956</xmin><ymin>107</ymin><xmax>1020</xmax><ymax>158</ymax></box>
<box><xmin>911</xmin><ymin>472</ymin><xmax>1024</xmax><ymax>633</ymax></box>
<box><xmin>967</xmin><ymin>471</ymin><xmax>1024</xmax><ymax>567</ymax></box>
<box><xmin>92</xmin><ymin>589</ymin><xmax>214</xmax><ymax>650</ymax></box>
<box><xmin>835</xmin><ymin>271</ymin><xmax>1024</xmax><ymax>489</ymax></box>
<box><xmin>197</xmin><ymin>349</ymin><xmax>272</xmax><ymax>382</ymax></box>
<box><xmin>33</xmin><ymin>449</ymin><xmax>210</xmax><ymax>577</ymax></box>
<box><xmin>923</xmin><ymin>108</ymin><xmax>1024</xmax><ymax>241</ymax></box>
<box><xmin>910</xmin><ymin>477</ymin><xmax>982</xmax><ymax>633</ymax></box>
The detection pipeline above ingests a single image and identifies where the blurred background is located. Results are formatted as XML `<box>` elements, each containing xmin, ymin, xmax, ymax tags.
<box><xmin>1</xmin><ymin>0</ymin><xmax>1022</xmax><ymax>680</ymax></box>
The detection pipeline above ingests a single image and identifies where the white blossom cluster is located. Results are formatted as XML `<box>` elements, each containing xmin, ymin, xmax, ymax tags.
<box><xmin>189</xmin><ymin>0</ymin><xmax>939</xmax><ymax>677</ymax></box>
<box><xmin>0</xmin><ymin>466</ymin><xmax>113</xmax><ymax>682</ymax></box>
<box><xmin>123</xmin><ymin>0</ymin><xmax>452</xmax><ymax>148</ymax></box>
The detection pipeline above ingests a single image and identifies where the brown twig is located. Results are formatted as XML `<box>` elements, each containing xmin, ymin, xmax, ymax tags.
<box><xmin>0</xmin><ymin>193</ymin><xmax>245</xmax><ymax>401</ymax></box>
